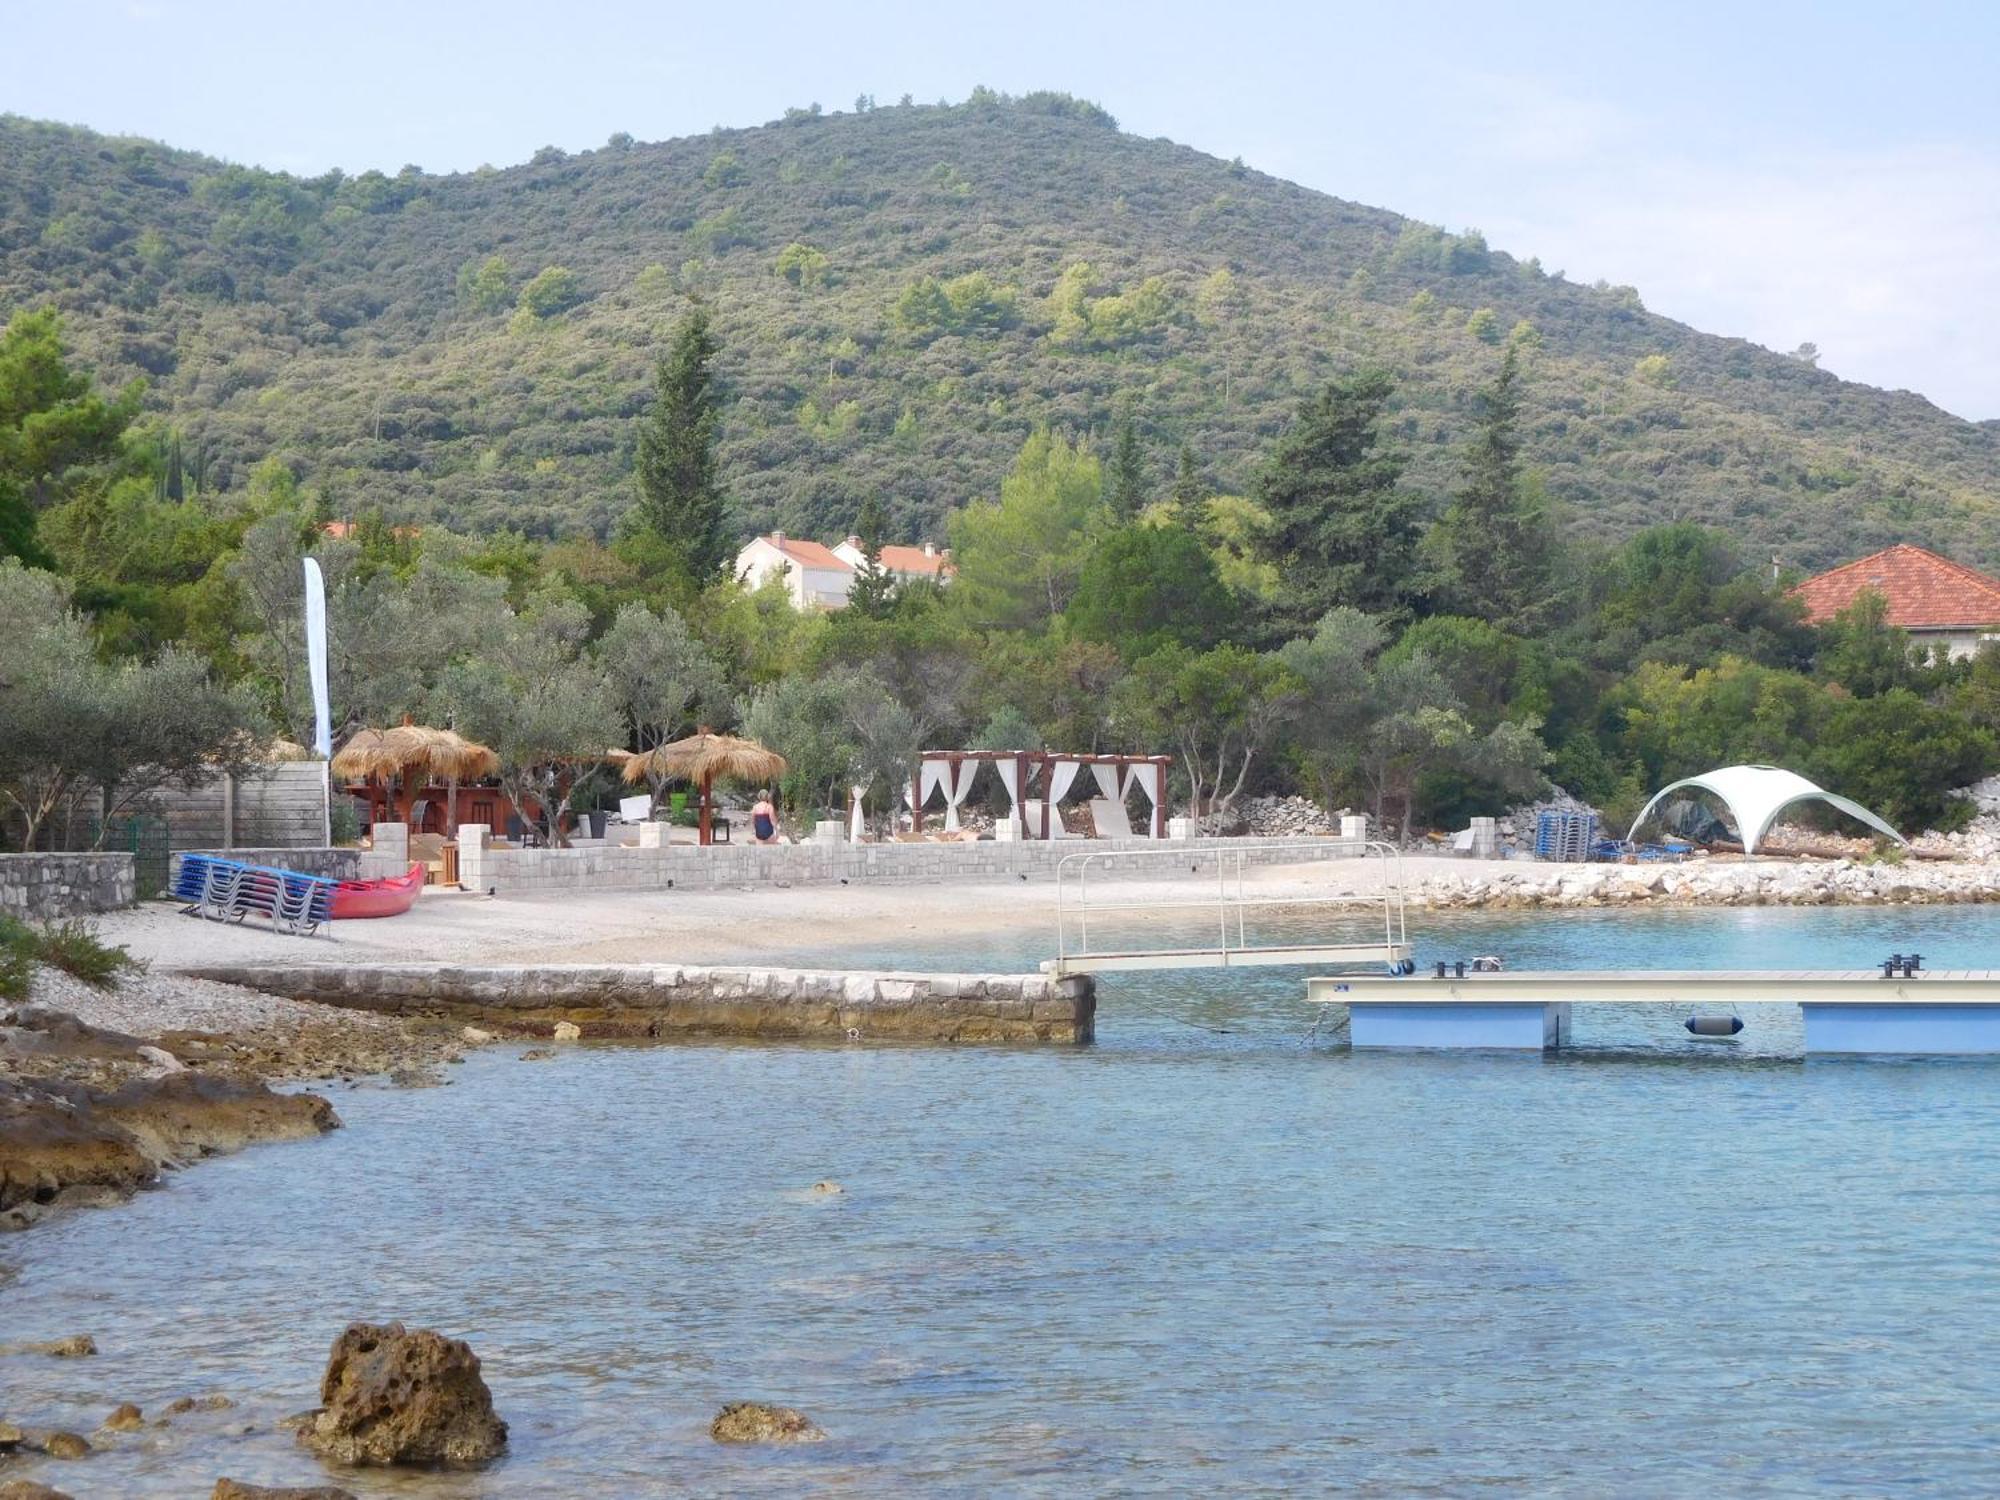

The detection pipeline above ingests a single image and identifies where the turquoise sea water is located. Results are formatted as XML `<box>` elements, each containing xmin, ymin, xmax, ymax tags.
<box><xmin>4</xmin><ymin>905</ymin><xmax>1999</xmax><ymax>1495</ymax></box>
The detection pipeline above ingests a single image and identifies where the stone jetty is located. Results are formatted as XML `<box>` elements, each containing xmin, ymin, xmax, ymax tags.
<box><xmin>180</xmin><ymin>962</ymin><xmax>1096</xmax><ymax>1043</ymax></box>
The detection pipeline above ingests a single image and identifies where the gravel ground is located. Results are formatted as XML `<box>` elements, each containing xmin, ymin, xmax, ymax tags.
<box><xmin>26</xmin><ymin>964</ymin><xmax>410</xmax><ymax>1042</ymax></box>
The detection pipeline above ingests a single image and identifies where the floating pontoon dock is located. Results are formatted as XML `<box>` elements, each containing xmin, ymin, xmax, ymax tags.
<box><xmin>1046</xmin><ymin>840</ymin><xmax>1412</xmax><ymax>978</ymax></box>
<box><xmin>1306</xmin><ymin>969</ymin><xmax>2000</xmax><ymax>1054</ymax></box>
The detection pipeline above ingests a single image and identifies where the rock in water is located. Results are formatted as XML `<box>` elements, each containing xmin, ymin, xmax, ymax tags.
<box><xmin>0</xmin><ymin>1480</ymin><xmax>78</xmax><ymax>1499</ymax></box>
<box><xmin>808</xmin><ymin>1180</ymin><xmax>844</xmax><ymax>1196</ymax></box>
<box><xmin>551</xmin><ymin>1021</ymin><xmax>582</xmax><ymax>1041</ymax></box>
<box><xmin>212</xmin><ymin>1480</ymin><xmax>358</xmax><ymax>1499</ymax></box>
<box><xmin>0</xmin><ymin>1421</ymin><xmax>20</xmax><ymax>1447</ymax></box>
<box><xmin>0</xmin><ymin>1335</ymin><xmax>97</xmax><ymax>1358</ymax></box>
<box><xmin>38</xmin><ymin>1431</ymin><xmax>90</xmax><ymax>1459</ymax></box>
<box><xmin>709</xmin><ymin>1402</ymin><xmax>827</xmax><ymax>1443</ymax></box>
<box><xmin>299</xmin><ymin>1321</ymin><xmax>506</xmax><ymax>1466</ymax></box>
<box><xmin>101</xmin><ymin>1402</ymin><xmax>144</xmax><ymax>1431</ymax></box>
<box><xmin>458</xmin><ymin>1026</ymin><xmax>493</xmax><ymax>1044</ymax></box>
<box><xmin>164</xmin><ymin>1394</ymin><xmax>235</xmax><ymax>1415</ymax></box>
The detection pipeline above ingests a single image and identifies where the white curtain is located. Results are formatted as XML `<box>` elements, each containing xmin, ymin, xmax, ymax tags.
<box><xmin>920</xmin><ymin>757</ymin><xmax>949</xmax><ymax>804</ymax></box>
<box><xmin>1090</xmin><ymin>763</ymin><xmax>1121</xmax><ymax>801</ymax></box>
<box><xmin>850</xmin><ymin>783</ymin><xmax>869</xmax><ymax>841</ymax></box>
<box><xmin>944</xmin><ymin>758</ymin><xmax>979</xmax><ymax>831</ymax></box>
<box><xmin>1046</xmin><ymin>759</ymin><xmax>1081</xmax><ymax>835</ymax></box>
<box><xmin>1047</xmin><ymin>759</ymin><xmax>1081</xmax><ymax>805</ymax></box>
<box><xmin>995</xmin><ymin>757</ymin><xmax>1021</xmax><ymax>837</ymax></box>
<box><xmin>1125</xmin><ymin>763</ymin><xmax>1163</xmax><ymax>834</ymax></box>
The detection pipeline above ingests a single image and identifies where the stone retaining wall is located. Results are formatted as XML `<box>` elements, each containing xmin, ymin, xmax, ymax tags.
<box><xmin>0</xmin><ymin>852</ymin><xmax>136</xmax><ymax>920</ymax></box>
<box><xmin>180</xmin><ymin>961</ymin><xmax>1095</xmax><ymax>1044</ymax></box>
<box><xmin>457</xmin><ymin>831</ymin><xmax>1356</xmax><ymax>897</ymax></box>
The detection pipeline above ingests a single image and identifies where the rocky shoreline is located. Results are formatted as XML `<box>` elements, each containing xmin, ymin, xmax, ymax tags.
<box><xmin>1406</xmin><ymin>854</ymin><xmax>2000</xmax><ymax>909</ymax></box>
<box><xmin>1</xmin><ymin>966</ymin><xmax>472</xmax><ymax>1234</ymax></box>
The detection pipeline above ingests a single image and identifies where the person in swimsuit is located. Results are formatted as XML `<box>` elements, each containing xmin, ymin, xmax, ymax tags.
<box><xmin>751</xmin><ymin>790</ymin><xmax>780</xmax><ymax>844</ymax></box>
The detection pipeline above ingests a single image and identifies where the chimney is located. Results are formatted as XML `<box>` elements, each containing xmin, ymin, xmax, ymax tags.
<box><xmin>771</xmin><ymin>529</ymin><xmax>785</xmax><ymax>547</ymax></box>
<box><xmin>845</xmin><ymin>535</ymin><xmax>862</xmax><ymax>549</ymax></box>
<box><xmin>922</xmin><ymin>541</ymin><xmax>936</xmax><ymax>557</ymax></box>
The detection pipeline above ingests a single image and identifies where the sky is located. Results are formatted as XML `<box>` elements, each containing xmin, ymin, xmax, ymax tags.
<box><xmin>8</xmin><ymin>0</ymin><xmax>2000</xmax><ymax>420</ymax></box>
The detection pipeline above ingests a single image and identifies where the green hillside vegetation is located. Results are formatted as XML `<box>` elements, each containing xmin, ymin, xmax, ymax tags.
<box><xmin>3</xmin><ymin>91</ymin><xmax>1998</xmax><ymax>567</ymax></box>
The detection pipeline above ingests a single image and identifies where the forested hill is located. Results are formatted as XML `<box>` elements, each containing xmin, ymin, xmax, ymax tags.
<box><xmin>4</xmin><ymin>93</ymin><xmax>1997</xmax><ymax>568</ymax></box>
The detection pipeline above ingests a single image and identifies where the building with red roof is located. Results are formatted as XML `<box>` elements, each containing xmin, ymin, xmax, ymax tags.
<box><xmin>1790</xmin><ymin>543</ymin><xmax>2000</xmax><ymax>659</ymax></box>
<box><xmin>735</xmin><ymin>528</ymin><xmax>955</xmax><ymax>610</ymax></box>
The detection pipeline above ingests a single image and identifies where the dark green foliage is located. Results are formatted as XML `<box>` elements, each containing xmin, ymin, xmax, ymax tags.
<box><xmin>29</xmin><ymin>918</ymin><xmax>140</xmax><ymax>988</ymax></box>
<box><xmin>1108</xmin><ymin>415</ymin><xmax>1145</xmax><ymax>519</ymax></box>
<box><xmin>2</xmin><ymin>103</ymin><xmax>1992</xmax><ymax>558</ymax></box>
<box><xmin>1812</xmin><ymin>690</ymin><xmax>1995</xmax><ymax>829</ymax></box>
<box><xmin>0</xmin><ymin>914</ymin><xmax>28</xmax><ymax>1001</ymax></box>
<box><xmin>0</xmin><ymin>308</ymin><xmax>141</xmax><ymax>565</ymax></box>
<box><xmin>1430</xmin><ymin>345</ymin><xmax>1557</xmax><ymax>629</ymax></box>
<box><xmin>633</xmin><ymin>307</ymin><xmax>730</xmax><ymax>585</ymax></box>
<box><xmin>1255</xmin><ymin>370</ymin><xmax>1427</xmax><ymax>625</ymax></box>
<box><xmin>1817</xmin><ymin>591</ymin><xmax>1927</xmax><ymax>698</ymax></box>
<box><xmin>1068</xmin><ymin>522</ymin><xmax>1233</xmax><ymax>654</ymax></box>
<box><xmin>846</xmin><ymin>492</ymin><xmax>897</xmax><ymax>617</ymax></box>
<box><xmin>1171</xmin><ymin>442</ymin><xmax>1205</xmax><ymax>528</ymax></box>
<box><xmin>1589</xmin><ymin>523</ymin><xmax>1815</xmax><ymax>672</ymax></box>
<box><xmin>0</xmin><ymin>913</ymin><xmax>138</xmax><ymax>991</ymax></box>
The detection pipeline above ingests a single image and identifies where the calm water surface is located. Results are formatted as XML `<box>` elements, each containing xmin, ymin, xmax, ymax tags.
<box><xmin>4</xmin><ymin>905</ymin><xmax>2000</xmax><ymax>1495</ymax></box>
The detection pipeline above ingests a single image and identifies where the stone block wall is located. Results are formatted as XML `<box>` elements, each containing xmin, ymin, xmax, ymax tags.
<box><xmin>456</xmin><ymin>831</ymin><xmax>1358</xmax><ymax>897</ymax></box>
<box><xmin>181</xmin><ymin>961</ymin><xmax>1096</xmax><ymax>1044</ymax></box>
<box><xmin>0</xmin><ymin>852</ymin><xmax>136</xmax><ymax>920</ymax></box>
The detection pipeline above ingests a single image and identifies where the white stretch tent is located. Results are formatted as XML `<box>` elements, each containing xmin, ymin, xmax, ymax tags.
<box><xmin>1627</xmin><ymin>764</ymin><xmax>1905</xmax><ymax>855</ymax></box>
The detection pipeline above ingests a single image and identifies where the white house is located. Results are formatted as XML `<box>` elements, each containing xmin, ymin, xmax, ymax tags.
<box><xmin>831</xmin><ymin>536</ymin><xmax>955</xmax><ymax>584</ymax></box>
<box><xmin>734</xmin><ymin>532</ymin><xmax>854</xmax><ymax>609</ymax></box>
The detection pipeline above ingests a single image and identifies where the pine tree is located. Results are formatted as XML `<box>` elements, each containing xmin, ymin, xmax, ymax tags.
<box><xmin>847</xmin><ymin>492</ymin><xmax>898</xmax><ymax>617</ymax></box>
<box><xmin>634</xmin><ymin>306</ymin><xmax>731</xmax><ymax>585</ymax></box>
<box><xmin>1255</xmin><ymin>370</ymin><xmax>1425</xmax><ymax>624</ymax></box>
<box><xmin>1432</xmin><ymin>344</ymin><xmax>1556</xmax><ymax>629</ymax></box>
<box><xmin>1108</xmin><ymin>415</ymin><xmax>1146</xmax><ymax>518</ymax></box>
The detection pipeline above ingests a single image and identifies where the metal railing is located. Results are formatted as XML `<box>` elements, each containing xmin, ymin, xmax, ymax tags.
<box><xmin>1052</xmin><ymin>838</ymin><xmax>1408</xmax><ymax>973</ymax></box>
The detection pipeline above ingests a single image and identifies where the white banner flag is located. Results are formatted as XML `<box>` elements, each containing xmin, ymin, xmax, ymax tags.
<box><xmin>303</xmin><ymin>557</ymin><xmax>332</xmax><ymax>759</ymax></box>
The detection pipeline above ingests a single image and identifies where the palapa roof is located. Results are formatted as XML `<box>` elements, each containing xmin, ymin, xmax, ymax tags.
<box><xmin>621</xmin><ymin>731</ymin><xmax>786</xmax><ymax>786</ymax></box>
<box><xmin>1790</xmin><ymin>544</ymin><xmax>2000</xmax><ymax>630</ymax></box>
<box><xmin>331</xmin><ymin>724</ymin><xmax>498</xmax><ymax>781</ymax></box>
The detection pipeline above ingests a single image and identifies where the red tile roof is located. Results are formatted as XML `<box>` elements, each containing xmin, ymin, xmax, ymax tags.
<box><xmin>762</xmin><ymin>534</ymin><xmax>850</xmax><ymax>570</ymax></box>
<box><xmin>1790</xmin><ymin>544</ymin><xmax>2000</xmax><ymax>629</ymax></box>
<box><xmin>877</xmin><ymin>543</ymin><xmax>954</xmax><ymax>577</ymax></box>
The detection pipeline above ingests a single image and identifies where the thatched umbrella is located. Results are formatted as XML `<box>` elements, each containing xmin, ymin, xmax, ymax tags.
<box><xmin>331</xmin><ymin>724</ymin><xmax>498</xmax><ymax>830</ymax></box>
<box><xmin>261</xmin><ymin>737</ymin><xmax>315</xmax><ymax>763</ymax></box>
<box><xmin>621</xmin><ymin>730</ymin><xmax>786</xmax><ymax>846</ymax></box>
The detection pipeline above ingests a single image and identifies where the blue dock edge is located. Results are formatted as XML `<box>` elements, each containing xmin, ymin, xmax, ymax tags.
<box><xmin>1348</xmin><ymin>1000</ymin><xmax>1571</xmax><ymax>1051</ymax></box>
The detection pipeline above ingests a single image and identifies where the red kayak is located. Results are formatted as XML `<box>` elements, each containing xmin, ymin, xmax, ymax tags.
<box><xmin>331</xmin><ymin>861</ymin><xmax>425</xmax><ymax>919</ymax></box>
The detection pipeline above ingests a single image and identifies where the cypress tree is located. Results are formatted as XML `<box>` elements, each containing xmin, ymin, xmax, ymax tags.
<box><xmin>634</xmin><ymin>306</ymin><xmax>730</xmax><ymax>584</ymax></box>
<box><xmin>1433</xmin><ymin>345</ymin><xmax>1555</xmax><ymax>629</ymax></box>
<box><xmin>1171</xmin><ymin>441</ymin><xmax>1206</xmax><ymax>529</ymax></box>
<box><xmin>1255</xmin><ymin>370</ymin><xmax>1426</xmax><ymax>624</ymax></box>
<box><xmin>1108</xmin><ymin>414</ymin><xmax>1146</xmax><ymax>518</ymax></box>
<box><xmin>847</xmin><ymin>492</ymin><xmax>898</xmax><ymax>617</ymax></box>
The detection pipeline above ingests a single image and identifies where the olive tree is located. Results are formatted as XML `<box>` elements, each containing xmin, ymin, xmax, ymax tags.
<box><xmin>0</xmin><ymin>559</ymin><xmax>264</xmax><ymax>850</ymax></box>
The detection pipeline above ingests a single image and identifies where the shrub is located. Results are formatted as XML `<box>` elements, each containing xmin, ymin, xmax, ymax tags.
<box><xmin>0</xmin><ymin>915</ymin><xmax>31</xmax><ymax>1003</ymax></box>
<box><xmin>31</xmin><ymin>919</ymin><xmax>142</xmax><ymax>990</ymax></box>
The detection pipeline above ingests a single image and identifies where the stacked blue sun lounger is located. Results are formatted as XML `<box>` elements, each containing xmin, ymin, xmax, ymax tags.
<box><xmin>172</xmin><ymin>853</ymin><xmax>334</xmax><ymax>937</ymax></box>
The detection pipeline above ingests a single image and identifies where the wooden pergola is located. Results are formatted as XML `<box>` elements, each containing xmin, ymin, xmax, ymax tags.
<box><xmin>909</xmin><ymin>750</ymin><xmax>1173</xmax><ymax>839</ymax></box>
